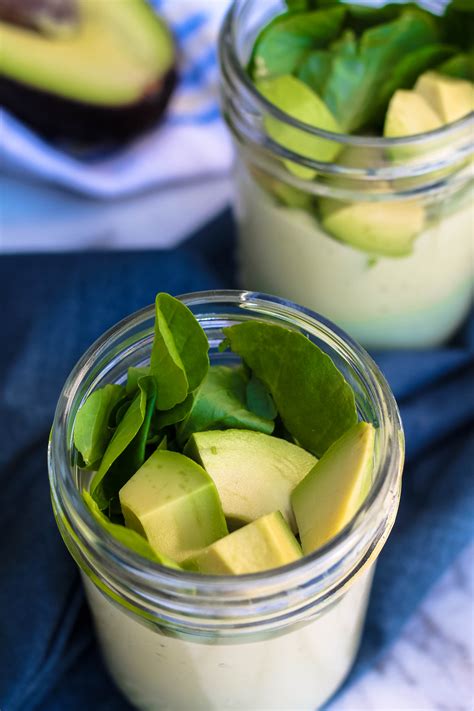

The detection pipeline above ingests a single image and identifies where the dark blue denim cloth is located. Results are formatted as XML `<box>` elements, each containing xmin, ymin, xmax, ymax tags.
<box><xmin>1</xmin><ymin>211</ymin><xmax>473</xmax><ymax>711</ymax></box>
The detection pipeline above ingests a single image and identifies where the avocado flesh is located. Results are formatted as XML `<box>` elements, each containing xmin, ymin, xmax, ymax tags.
<box><xmin>184</xmin><ymin>429</ymin><xmax>317</xmax><ymax>533</ymax></box>
<box><xmin>384</xmin><ymin>89</ymin><xmax>443</xmax><ymax>138</ymax></box>
<box><xmin>291</xmin><ymin>422</ymin><xmax>375</xmax><ymax>554</ymax></box>
<box><xmin>82</xmin><ymin>489</ymin><xmax>180</xmax><ymax>569</ymax></box>
<box><xmin>0</xmin><ymin>0</ymin><xmax>176</xmax><ymax>141</ymax></box>
<box><xmin>414</xmin><ymin>71</ymin><xmax>474</xmax><ymax>124</ymax></box>
<box><xmin>183</xmin><ymin>512</ymin><xmax>302</xmax><ymax>575</ymax></box>
<box><xmin>119</xmin><ymin>449</ymin><xmax>228</xmax><ymax>563</ymax></box>
<box><xmin>257</xmin><ymin>74</ymin><xmax>342</xmax><ymax>179</ymax></box>
<box><xmin>319</xmin><ymin>197</ymin><xmax>425</xmax><ymax>257</ymax></box>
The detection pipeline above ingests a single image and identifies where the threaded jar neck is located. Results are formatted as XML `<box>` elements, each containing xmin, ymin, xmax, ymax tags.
<box><xmin>49</xmin><ymin>291</ymin><xmax>403</xmax><ymax>637</ymax></box>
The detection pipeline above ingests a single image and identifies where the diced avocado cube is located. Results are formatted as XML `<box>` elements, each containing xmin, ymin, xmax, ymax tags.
<box><xmin>414</xmin><ymin>71</ymin><xmax>474</xmax><ymax>124</ymax></box>
<box><xmin>119</xmin><ymin>450</ymin><xmax>228</xmax><ymax>562</ymax></box>
<box><xmin>82</xmin><ymin>490</ymin><xmax>180</xmax><ymax>569</ymax></box>
<box><xmin>257</xmin><ymin>74</ymin><xmax>342</xmax><ymax>179</ymax></box>
<box><xmin>319</xmin><ymin>198</ymin><xmax>424</xmax><ymax>257</ymax></box>
<box><xmin>185</xmin><ymin>429</ymin><xmax>317</xmax><ymax>533</ymax></box>
<box><xmin>291</xmin><ymin>422</ymin><xmax>375</xmax><ymax>554</ymax></box>
<box><xmin>384</xmin><ymin>89</ymin><xmax>443</xmax><ymax>138</ymax></box>
<box><xmin>183</xmin><ymin>511</ymin><xmax>302</xmax><ymax>575</ymax></box>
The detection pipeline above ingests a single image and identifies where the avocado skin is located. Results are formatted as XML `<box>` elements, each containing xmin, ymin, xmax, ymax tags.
<box><xmin>0</xmin><ymin>66</ymin><xmax>177</xmax><ymax>143</ymax></box>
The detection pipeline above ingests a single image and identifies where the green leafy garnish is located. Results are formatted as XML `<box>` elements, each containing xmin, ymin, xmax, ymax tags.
<box><xmin>250</xmin><ymin>7</ymin><xmax>345</xmax><ymax>78</ymax></box>
<box><xmin>223</xmin><ymin>322</ymin><xmax>357</xmax><ymax>457</ymax></box>
<box><xmin>90</xmin><ymin>376</ymin><xmax>157</xmax><ymax>508</ymax></box>
<box><xmin>442</xmin><ymin>0</ymin><xmax>474</xmax><ymax>51</ymax></box>
<box><xmin>176</xmin><ymin>365</ymin><xmax>276</xmax><ymax>445</ymax></box>
<box><xmin>155</xmin><ymin>393</ymin><xmax>194</xmax><ymax>429</ymax></box>
<box><xmin>246</xmin><ymin>373</ymin><xmax>278</xmax><ymax>420</ymax></box>
<box><xmin>126</xmin><ymin>366</ymin><xmax>149</xmax><ymax>395</ymax></box>
<box><xmin>82</xmin><ymin>490</ymin><xmax>180</xmax><ymax>568</ymax></box>
<box><xmin>109</xmin><ymin>394</ymin><xmax>134</xmax><ymax>429</ymax></box>
<box><xmin>73</xmin><ymin>384</ymin><xmax>124</xmax><ymax>469</ymax></box>
<box><xmin>150</xmin><ymin>292</ymin><xmax>209</xmax><ymax>410</ymax></box>
<box><xmin>296</xmin><ymin>50</ymin><xmax>333</xmax><ymax>95</ymax></box>
<box><xmin>438</xmin><ymin>52</ymin><xmax>474</xmax><ymax>81</ymax></box>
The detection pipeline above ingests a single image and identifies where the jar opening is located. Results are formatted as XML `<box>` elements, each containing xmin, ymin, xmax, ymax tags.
<box><xmin>49</xmin><ymin>291</ymin><xmax>404</xmax><ymax>633</ymax></box>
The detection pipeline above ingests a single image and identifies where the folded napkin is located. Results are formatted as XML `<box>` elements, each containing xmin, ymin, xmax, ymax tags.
<box><xmin>0</xmin><ymin>1</ymin><xmax>233</xmax><ymax>198</ymax></box>
<box><xmin>1</xmin><ymin>211</ymin><xmax>473</xmax><ymax>710</ymax></box>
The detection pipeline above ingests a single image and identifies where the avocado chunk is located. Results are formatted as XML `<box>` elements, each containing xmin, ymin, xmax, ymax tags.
<box><xmin>0</xmin><ymin>0</ymin><xmax>177</xmax><ymax>142</ymax></box>
<box><xmin>183</xmin><ymin>512</ymin><xmax>302</xmax><ymax>575</ymax></box>
<box><xmin>184</xmin><ymin>429</ymin><xmax>317</xmax><ymax>533</ymax></box>
<box><xmin>414</xmin><ymin>71</ymin><xmax>474</xmax><ymax>124</ymax></box>
<box><xmin>257</xmin><ymin>74</ymin><xmax>342</xmax><ymax>179</ymax></box>
<box><xmin>319</xmin><ymin>197</ymin><xmax>425</xmax><ymax>257</ymax></box>
<box><xmin>119</xmin><ymin>449</ymin><xmax>228</xmax><ymax>562</ymax></box>
<box><xmin>384</xmin><ymin>89</ymin><xmax>443</xmax><ymax>138</ymax></box>
<box><xmin>291</xmin><ymin>422</ymin><xmax>375</xmax><ymax>554</ymax></box>
<box><xmin>82</xmin><ymin>490</ymin><xmax>180</xmax><ymax>569</ymax></box>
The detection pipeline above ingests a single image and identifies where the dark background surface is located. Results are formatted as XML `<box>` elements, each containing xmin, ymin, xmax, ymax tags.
<box><xmin>1</xmin><ymin>210</ymin><xmax>473</xmax><ymax>711</ymax></box>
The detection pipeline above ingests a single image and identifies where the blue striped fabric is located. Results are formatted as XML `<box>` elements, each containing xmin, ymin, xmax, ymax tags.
<box><xmin>155</xmin><ymin>1</ymin><xmax>226</xmax><ymax>125</ymax></box>
<box><xmin>0</xmin><ymin>1</ymin><xmax>233</xmax><ymax>198</ymax></box>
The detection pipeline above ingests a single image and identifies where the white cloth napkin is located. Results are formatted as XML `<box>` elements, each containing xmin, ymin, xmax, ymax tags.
<box><xmin>0</xmin><ymin>0</ymin><xmax>233</xmax><ymax>199</ymax></box>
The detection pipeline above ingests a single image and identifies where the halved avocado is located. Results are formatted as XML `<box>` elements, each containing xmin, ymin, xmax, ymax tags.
<box><xmin>0</xmin><ymin>0</ymin><xmax>177</xmax><ymax>142</ymax></box>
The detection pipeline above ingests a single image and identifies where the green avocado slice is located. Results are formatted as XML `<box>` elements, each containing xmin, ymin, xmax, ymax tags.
<box><xmin>0</xmin><ymin>0</ymin><xmax>176</xmax><ymax>141</ymax></box>
<box><xmin>414</xmin><ymin>71</ymin><xmax>474</xmax><ymax>124</ymax></box>
<box><xmin>319</xmin><ymin>197</ymin><xmax>425</xmax><ymax>257</ymax></box>
<box><xmin>257</xmin><ymin>74</ymin><xmax>342</xmax><ymax>179</ymax></box>
<box><xmin>185</xmin><ymin>429</ymin><xmax>317</xmax><ymax>533</ymax></box>
<box><xmin>183</xmin><ymin>512</ymin><xmax>303</xmax><ymax>575</ymax></box>
<box><xmin>119</xmin><ymin>449</ymin><xmax>228</xmax><ymax>563</ymax></box>
<box><xmin>291</xmin><ymin>422</ymin><xmax>376</xmax><ymax>554</ymax></box>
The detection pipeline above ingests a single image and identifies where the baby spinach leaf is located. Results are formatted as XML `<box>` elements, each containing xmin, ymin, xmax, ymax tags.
<box><xmin>249</xmin><ymin>7</ymin><xmax>345</xmax><ymax>79</ymax></box>
<box><xmin>345</xmin><ymin>3</ymin><xmax>423</xmax><ymax>34</ymax></box>
<box><xmin>286</xmin><ymin>0</ymin><xmax>310</xmax><ymax>10</ymax></box>
<box><xmin>297</xmin><ymin>51</ymin><xmax>332</xmax><ymax>95</ymax></box>
<box><xmin>223</xmin><ymin>322</ymin><xmax>357</xmax><ymax>457</ymax></box>
<box><xmin>150</xmin><ymin>293</ymin><xmax>209</xmax><ymax>410</ymax></box>
<box><xmin>246</xmin><ymin>373</ymin><xmax>278</xmax><ymax>420</ymax></box>
<box><xmin>155</xmin><ymin>393</ymin><xmax>194</xmax><ymax>429</ymax></box>
<box><xmin>177</xmin><ymin>365</ymin><xmax>275</xmax><ymax>446</ymax></box>
<box><xmin>82</xmin><ymin>490</ymin><xmax>180</xmax><ymax>568</ymax></box>
<box><xmin>218</xmin><ymin>337</ymin><xmax>231</xmax><ymax>353</ymax></box>
<box><xmin>109</xmin><ymin>394</ymin><xmax>134</xmax><ymax>428</ymax></box>
<box><xmin>438</xmin><ymin>52</ymin><xmax>474</xmax><ymax>80</ymax></box>
<box><xmin>442</xmin><ymin>0</ymin><xmax>474</xmax><ymax>51</ymax></box>
<box><xmin>90</xmin><ymin>376</ymin><xmax>157</xmax><ymax>508</ymax></box>
<box><xmin>73</xmin><ymin>384</ymin><xmax>124</xmax><ymax>469</ymax></box>
<box><xmin>287</xmin><ymin>1</ymin><xmax>413</xmax><ymax>27</ymax></box>
<box><xmin>126</xmin><ymin>366</ymin><xmax>149</xmax><ymax>396</ymax></box>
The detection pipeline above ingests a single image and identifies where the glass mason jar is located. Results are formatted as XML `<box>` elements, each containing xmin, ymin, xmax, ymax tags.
<box><xmin>219</xmin><ymin>1</ymin><xmax>474</xmax><ymax>349</ymax></box>
<box><xmin>49</xmin><ymin>290</ymin><xmax>404</xmax><ymax>711</ymax></box>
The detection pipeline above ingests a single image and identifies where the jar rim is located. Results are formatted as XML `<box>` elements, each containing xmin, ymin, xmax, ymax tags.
<box><xmin>219</xmin><ymin>0</ymin><xmax>473</xmax><ymax>188</ymax></box>
<box><xmin>49</xmin><ymin>290</ymin><xmax>404</xmax><ymax>632</ymax></box>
